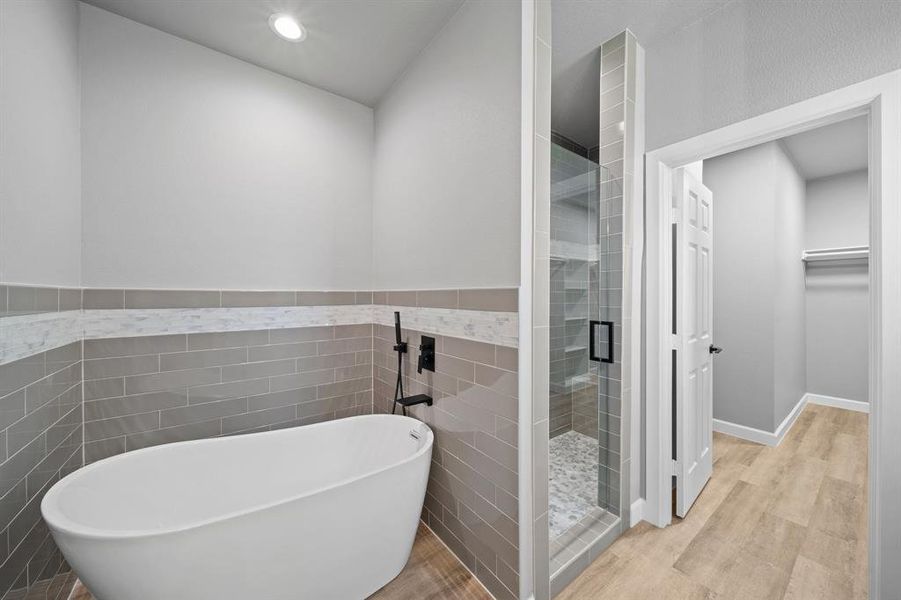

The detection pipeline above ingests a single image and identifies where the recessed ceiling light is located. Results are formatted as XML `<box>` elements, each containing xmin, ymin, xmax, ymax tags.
<box><xmin>269</xmin><ymin>13</ymin><xmax>306</xmax><ymax>42</ymax></box>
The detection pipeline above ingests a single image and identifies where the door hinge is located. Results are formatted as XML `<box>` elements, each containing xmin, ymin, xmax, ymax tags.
<box><xmin>671</xmin><ymin>459</ymin><xmax>680</xmax><ymax>476</ymax></box>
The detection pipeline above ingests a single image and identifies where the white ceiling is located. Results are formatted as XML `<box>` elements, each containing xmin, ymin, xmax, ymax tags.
<box><xmin>781</xmin><ymin>116</ymin><xmax>868</xmax><ymax>180</ymax></box>
<box><xmin>81</xmin><ymin>0</ymin><xmax>463</xmax><ymax>107</ymax></box>
<box><xmin>551</xmin><ymin>0</ymin><xmax>731</xmax><ymax>148</ymax></box>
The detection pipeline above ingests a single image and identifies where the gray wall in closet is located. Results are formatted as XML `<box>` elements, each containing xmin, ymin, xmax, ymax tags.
<box><xmin>805</xmin><ymin>170</ymin><xmax>869</xmax><ymax>403</ymax></box>
<box><xmin>703</xmin><ymin>141</ymin><xmax>807</xmax><ymax>433</ymax></box>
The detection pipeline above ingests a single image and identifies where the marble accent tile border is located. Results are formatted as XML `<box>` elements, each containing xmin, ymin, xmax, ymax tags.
<box><xmin>1</xmin><ymin>306</ymin><xmax>518</xmax><ymax>366</ymax></box>
<box><xmin>371</xmin><ymin>305</ymin><xmax>518</xmax><ymax>349</ymax></box>
<box><xmin>0</xmin><ymin>311</ymin><xmax>84</xmax><ymax>366</ymax></box>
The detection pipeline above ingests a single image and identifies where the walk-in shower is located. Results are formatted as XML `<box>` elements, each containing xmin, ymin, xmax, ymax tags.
<box><xmin>545</xmin><ymin>30</ymin><xmax>637</xmax><ymax>586</ymax></box>
<box><xmin>548</xmin><ymin>136</ymin><xmax>622</xmax><ymax>577</ymax></box>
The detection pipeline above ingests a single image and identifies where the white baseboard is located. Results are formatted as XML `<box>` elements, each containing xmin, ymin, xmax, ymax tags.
<box><xmin>713</xmin><ymin>393</ymin><xmax>808</xmax><ymax>447</ymax></box>
<box><xmin>805</xmin><ymin>393</ymin><xmax>869</xmax><ymax>413</ymax></box>
<box><xmin>713</xmin><ymin>391</ymin><xmax>869</xmax><ymax>447</ymax></box>
<box><xmin>772</xmin><ymin>393</ymin><xmax>809</xmax><ymax>445</ymax></box>
<box><xmin>629</xmin><ymin>498</ymin><xmax>645</xmax><ymax>527</ymax></box>
<box><xmin>713</xmin><ymin>418</ymin><xmax>780</xmax><ymax>446</ymax></box>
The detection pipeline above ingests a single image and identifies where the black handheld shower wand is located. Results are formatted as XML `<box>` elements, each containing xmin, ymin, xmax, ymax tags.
<box><xmin>391</xmin><ymin>311</ymin><xmax>432</xmax><ymax>416</ymax></box>
<box><xmin>391</xmin><ymin>311</ymin><xmax>407</xmax><ymax>415</ymax></box>
<box><xmin>394</xmin><ymin>311</ymin><xmax>403</xmax><ymax>349</ymax></box>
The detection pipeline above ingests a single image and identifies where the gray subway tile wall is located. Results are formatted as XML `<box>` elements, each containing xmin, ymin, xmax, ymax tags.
<box><xmin>0</xmin><ymin>287</ymin><xmax>519</xmax><ymax>599</ymax></box>
<box><xmin>1</xmin><ymin>286</ymin><xmax>519</xmax><ymax>315</ymax></box>
<box><xmin>373</xmin><ymin>288</ymin><xmax>518</xmax><ymax>312</ymax></box>
<box><xmin>219</xmin><ymin>291</ymin><xmax>296</xmax><ymax>308</ymax></box>
<box><xmin>123</xmin><ymin>289</ymin><xmax>221</xmax><ymax>309</ymax></box>
<box><xmin>0</xmin><ymin>342</ymin><xmax>83</xmax><ymax>599</ymax></box>
<box><xmin>1</xmin><ymin>286</ymin><xmax>82</xmax><ymax>317</ymax></box>
<box><xmin>295</xmin><ymin>291</ymin><xmax>357</xmax><ymax>306</ymax></box>
<box><xmin>372</xmin><ymin>324</ymin><xmax>519</xmax><ymax>600</ymax></box>
<box><xmin>81</xmin><ymin>289</ymin><xmax>123</xmax><ymax>310</ymax></box>
<box><xmin>595</xmin><ymin>30</ymin><xmax>632</xmax><ymax>518</ymax></box>
<box><xmin>82</xmin><ymin>325</ymin><xmax>373</xmax><ymax>462</ymax></box>
<box><xmin>458</xmin><ymin>289</ymin><xmax>518</xmax><ymax>312</ymax></box>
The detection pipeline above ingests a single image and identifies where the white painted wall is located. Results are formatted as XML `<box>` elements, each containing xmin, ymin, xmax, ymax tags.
<box><xmin>0</xmin><ymin>0</ymin><xmax>82</xmax><ymax>286</ymax></box>
<box><xmin>371</xmin><ymin>0</ymin><xmax>521</xmax><ymax>289</ymax></box>
<box><xmin>703</xmin><ymin>141</ymin><xmax>806</xmax><ymax>432</ymax></box>
<box><xmin>80</xmin><ymin>4</ymin><xmax>374</xmax><ymax>290</ymax></box>
<box><xmin>646</xmin><ymin>0</ymin><xmax>901</xmax><ymax>150</ymax></box>
<box><xmin>805</xmin><ymin>170</ymin><xmax>868</xmax><ymax>403</ymax></box>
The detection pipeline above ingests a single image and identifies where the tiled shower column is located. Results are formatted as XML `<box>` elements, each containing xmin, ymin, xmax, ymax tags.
<box><xmin>597</xmin><ymin>30</ymin><xmax>640</xmax><ymax>524</ymax></box>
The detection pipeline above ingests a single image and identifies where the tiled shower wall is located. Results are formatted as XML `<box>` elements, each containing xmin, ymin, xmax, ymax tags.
<box><xmin>596</xmin><ymin>30</ymin><xmax>637</xmax><ymax>519</ymax></box>
<box><xmin>0</xmin><ymin>342</ymin><xmax>83</xmax><ymax>600</ymax></box>
<box><xmin>372</xmin><ymin>325</ymin><xmax>519</xmax><ymax>600</ymax></box>
<box><xmin>0</xmin><ymin>286</ymin><xmax>518</xmax><ymax>599</ymax></box>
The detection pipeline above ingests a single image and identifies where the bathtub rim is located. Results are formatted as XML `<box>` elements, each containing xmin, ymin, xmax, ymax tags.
<box><xmin>41</xmin><ymin>413</ymin><xmax>433</xmax><ymax>541</ymax></box>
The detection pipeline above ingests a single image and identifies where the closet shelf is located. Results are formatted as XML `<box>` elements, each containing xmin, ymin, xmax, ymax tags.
<box><xmin>802</xmin><ymin>245</ymin><xmax>869</xmax><ymax>263</ymax></box>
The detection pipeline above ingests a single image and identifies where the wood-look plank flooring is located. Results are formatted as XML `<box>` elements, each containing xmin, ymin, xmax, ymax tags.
<box><xmin>69</xmin><ymin>405</ymin><xmax>867</xmax><ymax>600</ymax></box>
<box><xmin>370</xmin><ymin>524</ymin><xmax>491</xmax><ymax>599</ymax></box>
<box><xmin>558</xmin><ymin>404</ymin><xmax>868</xmax><ymax>600</ymax></box>
<box><xmin>69</xmin><ymin>523</ymin><xmax>490</xmax><ymax>600</ymax></box>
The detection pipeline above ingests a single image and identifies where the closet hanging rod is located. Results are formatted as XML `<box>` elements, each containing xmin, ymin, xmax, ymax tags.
<box><xmin>801</xmin><ymin>245</ymin><xmax>869</xmax><ymax>262</ymax></box>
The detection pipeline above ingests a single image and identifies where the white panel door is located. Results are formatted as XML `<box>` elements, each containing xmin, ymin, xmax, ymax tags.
<box><xmin>675</xmin><ymin>168</ymin><xmax>714</xmax><ymax>518</ymax></box>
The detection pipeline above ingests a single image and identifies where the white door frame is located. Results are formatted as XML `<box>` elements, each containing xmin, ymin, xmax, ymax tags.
<box><xmin>644</xmin><ymin>70</ymin><xmax>901</xmax><ymax>599</ymax></box>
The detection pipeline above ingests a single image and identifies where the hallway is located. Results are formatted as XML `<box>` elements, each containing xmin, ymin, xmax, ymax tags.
<box><xmin>558</xmin><ymin>404</ymin><xmax>868</xmax><ymax>599</ymax></box>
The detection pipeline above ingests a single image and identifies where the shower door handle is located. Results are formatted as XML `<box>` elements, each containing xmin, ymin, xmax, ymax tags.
<box><xmin>589</xmin><ymin>320</ymin><xmax>614</xmax><ymax>364</ymax></box>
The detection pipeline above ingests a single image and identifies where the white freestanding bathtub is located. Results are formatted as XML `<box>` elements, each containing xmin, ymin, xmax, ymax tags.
<box><xmin>41</xmin><ymin>414</ymin><xmax>433</xmax><ymax>600</ymax></box>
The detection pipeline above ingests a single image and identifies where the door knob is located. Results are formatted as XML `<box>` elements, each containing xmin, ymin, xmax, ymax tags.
<box><xmin>709</xmin><ymin>345</ymin><xmax>724</xmax><ymax>354</ymax></box>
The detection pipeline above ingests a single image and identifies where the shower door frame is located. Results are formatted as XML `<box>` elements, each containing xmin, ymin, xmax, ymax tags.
<box><xmin>644</xmin><ymin>70</ymin><xmax>901</xmax><ymax>600</ymax></box>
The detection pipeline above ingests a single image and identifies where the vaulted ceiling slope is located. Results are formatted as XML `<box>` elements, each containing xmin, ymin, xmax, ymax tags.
<box><xmin>81</xmin><ymin>0</ymin><xmax>463</xmax><ymax>107</ymax></box>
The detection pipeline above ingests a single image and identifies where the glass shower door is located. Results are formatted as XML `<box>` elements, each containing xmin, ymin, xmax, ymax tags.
<box><xmin>548</xmin><ymin>142</ymin><xmax>599</xmax><ymax>537</ymax></box>
<box><xmin>548</xmin><ymin>144</ymin><xmax>622</xmax><ymax>576</ymax></box>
